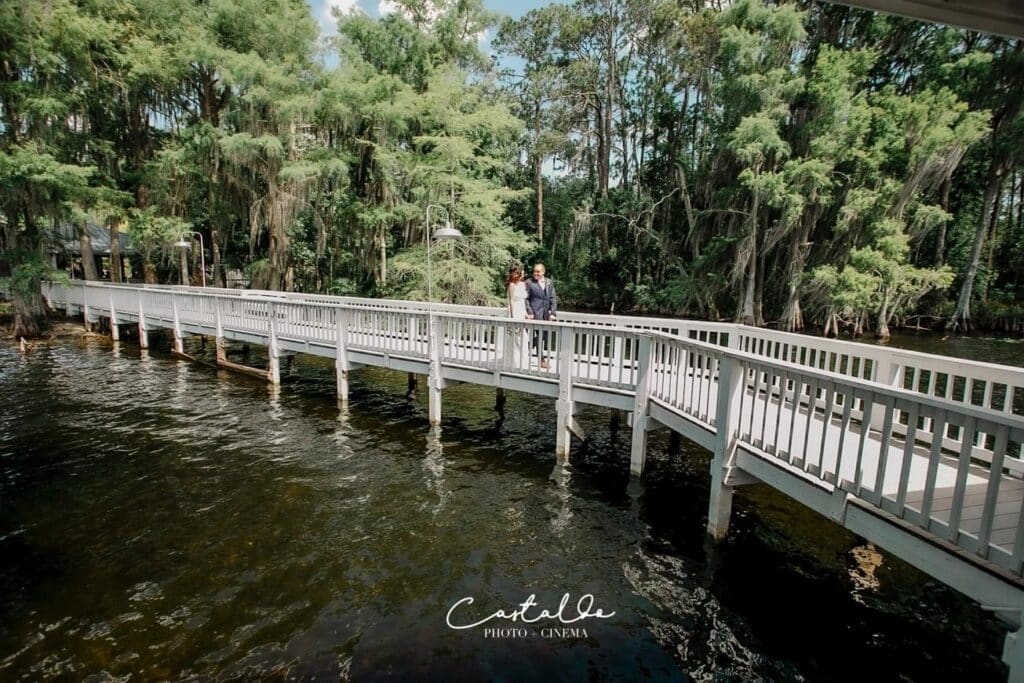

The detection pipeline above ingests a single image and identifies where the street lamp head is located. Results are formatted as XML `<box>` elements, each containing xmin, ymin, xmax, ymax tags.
<box><xmin>173</xmin><ymin>239</ymin><xmax>192</xmax><ymax>249</ymax></box>
<box><xmin>432</xmin><ymin>223</ymin><xmax>463</xmax><ymax>241</ymax></box>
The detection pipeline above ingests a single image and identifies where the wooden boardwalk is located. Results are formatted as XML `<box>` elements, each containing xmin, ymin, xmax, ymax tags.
<box><xmin>39</xmin><ymin>280</ymin><xmax>1024</xmax><ymax>679</ymax></box>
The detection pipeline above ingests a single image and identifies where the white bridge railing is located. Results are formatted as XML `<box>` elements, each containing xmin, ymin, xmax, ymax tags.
<box><xmin>42</xmin><ymin>280</ymin><xmax>1024</xmax><ymax>580</ymax></box>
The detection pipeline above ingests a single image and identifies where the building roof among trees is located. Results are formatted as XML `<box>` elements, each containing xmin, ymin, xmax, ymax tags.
<box><xmin>53</xmin><ymin>223</ymin><xmax>136</xmax><ymax>256</ymax></box>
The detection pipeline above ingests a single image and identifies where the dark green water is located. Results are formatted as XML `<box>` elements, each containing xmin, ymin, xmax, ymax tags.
<box><xmin>0</xmin><ymin>326</ymin><xmax>1020</xmax><ymax>681</ymax></box>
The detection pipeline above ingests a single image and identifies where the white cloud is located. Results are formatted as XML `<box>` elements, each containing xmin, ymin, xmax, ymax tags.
<box><xmin>378</xmin><ymin>0</ymin><xmax>446</xmax><ymax>25</ymax></box>
<box><xmin>319</xmin><ymin>0</ymin><xmax>362</xmax><ymax>35</ymax></box>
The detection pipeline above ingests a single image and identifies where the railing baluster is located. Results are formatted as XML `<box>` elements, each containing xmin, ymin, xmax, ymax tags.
<box><xmin>947</xmin><ymin>416</ymin><xmax>977</xmax><ymax>543</ymax></box>
<box><xmin>815</xmin><ymin>380</ymin><xmax>836</xmax><ymax>478</ymax></box>
<box><xmin>798</xmin><ymin>377</ymin><xmax>820</xmax><ymax>471</ymax></box>
<box><xmin>895</xmin><ymin>402</ymin><xmax>920</xmax><ymax>515</ymax></box>
<box><xmin>869</xmin><ymin>395</ymin><xmax>896</xmax><ymax>505</ymax></box>
<box><xmin>785</xmin><ymin>372</ymin><xmax>801</xmax><ymax>463</ymax></box>
<box><xmin>977</xmin><ymin>423</ymin><xmax>1008</xmax><ymax>558</ymax></box>
<box><xmin>853</xmin><ymin>391</ymin><xmax>875</xmax><ymax>494</ymax></box>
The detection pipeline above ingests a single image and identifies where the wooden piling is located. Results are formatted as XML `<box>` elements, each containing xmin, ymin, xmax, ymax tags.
<box><xmin>336</xmin><ymin>308</ymin><xmax>350</xmax><ymax>403</ymax></box>
<box><xmin>708</xmin><ymin>355</ymin><xmax>744</xmax><ymax>541</ymax></box>
<box><xmin>427</xmin><ymin>315</ymin><xmax>442</xmax><ymax>425</ymax></box>
<box><xmin>629</xmin><ymin>336</ymin><xmax>653</xmax><ymax>477</ymax></box>
<box><xmin>555</xmin><ymin>328</ymin><xmax>575</xmax><ymax>458</ymax></box>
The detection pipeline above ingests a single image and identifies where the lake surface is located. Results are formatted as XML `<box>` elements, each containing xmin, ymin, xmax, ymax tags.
<box><xmin>0</xmin><ymin>326</ymin><xmax>1020</xmax><ymax>681</ymax></box>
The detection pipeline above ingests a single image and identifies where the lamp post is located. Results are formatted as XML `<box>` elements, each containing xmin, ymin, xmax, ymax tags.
<box><xmin>173</xmin><ymin>231</ymin><xmax>206</xmax><ymax>287</ymax></box>
<box><xmin>423</xmin><ymin>204</ymin><xmax>463</xmax><ymax>426</ymax></box>
<box><xmin>424</xmin><ymin>204</ymin><xmax>462</xmax><ymax>304</ymax></box>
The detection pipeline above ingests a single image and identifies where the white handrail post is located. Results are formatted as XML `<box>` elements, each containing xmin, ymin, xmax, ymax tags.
<box><xmin>630</xmin><ymin>335</ymin><xmax>654</xmax><ymax>476</ymax></box>
<box><xmin>336</xmin><ymin>307</ymin><xmax>350</xmax><ymax>402</ymax></box>
<box><xmin>82</xmin><ymin>284</ymin><xmax>92</xmax><ymax>332</ymax></box>
<box><xmin>726</xmin><ymin>324</ymin><xmax>741</xmax><ymax>351</ymax></box>
<box><xmin>428</xmin><ymin>314</ymin><xmax>443</xmax><ymax>425</ymax></box>
<box><xmin>496</xmin><ymin>319</ymin><xmax>507</xmax><ymax>370</ymax></box>
<box><xmin>137</xmin><ymin>290</ymin><xmax>148</xmax><ymax>349</ymax></box>
<box><xmin>870</xmin><ymin>355</ymin><xmax>900</xmax><ymax>430</ymax></box>
<box><xmin>268</xmin><ymin>301</ymin><xmax>281</xmax><ymax>385</ymax></box>
<box><xmin>214</xmin><ymin>296</ymin><xmax>225</xmax><ymax>363</ymax></box>
<box><xmin>708</xmin><ymin>353</ymin><xmax>745</xmax><ymax>540</ymax></box>
<box><xmin>108</xmin><ymin>291</ymin><xmax>119</xmax><ymax>341</ymax></box>
<box><xmin>171</xmin><ymin>296</ymin><xmax>184</xmax><ymax>354</ymax></box>
<box><xmin>555</xmin><ymin>326</ymin><xmax>575</xmax><ymax>460</ymax></box>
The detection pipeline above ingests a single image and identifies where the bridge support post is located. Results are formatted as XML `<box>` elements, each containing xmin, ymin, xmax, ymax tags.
<box><xmin>708</xmin><ymin>354</ymin><xmax>745</xmax><ymax>541</ymax></box>
<box><xmin>268</xmin><ymin>352</ymin><xmax>281</xmax><ymax>385</ymax></box>
<box><xmin>214</xmin><ymin>299</ymin><xmax>225</xmax><ymax>363</ymax></box>
<box><xmin>555</xmin><ymin>328</ymin><xmax>575</xmax><ymax>459</ymax></box>
<box><xmin>137</xmin><ymin>292</ymin><xmax>148</xmax><ymax>349</ymax></box>
<box><xmin>82</xmin><ymin>292</ymin><xmax>92</xmax><ymax>332</ymax></box>
<box><xmin>610</xmin><ymin>410</ymin><xmax>621</xmax><ymax>434</ymax></box>
<box><xmin>171</xmin><ymin>298</ymin><xmax>184</xmax><ymax>355</ymax></box>
<box><xmin>336</xmin><ymin>308</ymin><xmax>350</xmax><ymax>402</ymax></box>
<box><xmin>267</xmin><ymin>302</ymin><xmax>281</xmax><ymax>385</ymax></box>
<box><xmin>1004</xmin><ymin>625</ymin><xmax>1024</xmax><ymax>683</ymax></box>
<box><xmin>630</xmin><ymin>336</ymin><xmax>654</xmax><ymax>476</ymax></box>
<box><xmin>428</xmin><ymin>315</ymin><xmax>442</xmax><ymax>425</ymax></box>
<box><xmin>108</xmin><ymin>293</ymin><xmax>119</xmax><ymax>341</ymax></box>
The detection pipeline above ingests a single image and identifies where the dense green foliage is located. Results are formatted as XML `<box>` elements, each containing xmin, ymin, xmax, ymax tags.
<box><xmin>1</xmin><ymin>0</ymin><xmax>1021</xmax><ymax>338</ymax></box>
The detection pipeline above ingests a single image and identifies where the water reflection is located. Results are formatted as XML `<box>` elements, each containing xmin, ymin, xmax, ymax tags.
<box><xmin>0</xmin><ymin>332</ymin><xmax>1013</xmax><ymax>681</ymax></box>
<box><xmin>335</xmin><ymin>398</ymin><xmax>350</xmax><ymax>433</ymax></box>
<box><xmin>548</xmin><ymin>460</ymin><xmax>573</xmax><ymax>535</ymax></box>
<box><xmin>423</xmin><ymin>425</ymin><xmax>448</xmax><ymax>515</ymax></box>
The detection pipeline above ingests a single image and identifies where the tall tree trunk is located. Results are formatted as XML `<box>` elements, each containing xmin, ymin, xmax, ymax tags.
<box><xmin>12</xmin><ymin>286</ymin><xmax>47</xmax><ymax>337</ymax></box>
<box><xmin>735</xmin><ymin>196</ymin><xmax>759</xmax><ymax>325</ymax></box>
<box><xmin>378</xmin><ymin>228</ymin><xmax>387</xmax><ymax>288</ymax></box>
<box><xmin>109</xmin><ymin>217</ymin><xmax>123</xmax><ymax>283</ymax></box>
<box><xmin>534</xmin><ymin>101</ymin><xmax>544</xmax><ymax>242</ymax></box>
<box><xmin>781</xmin><ymin>215</ymin><xmax>816</xmax><ymax>331</ymax></box>
<box><xmin>935</xmin><ymin>176</ymin><xmax>950</xmax><ymax>267</ymax></box>
<box><xmin>754</xmin><ymin>249</ymin><xmax>765</xmax><ymax>327</ymax></box>
<box><xmin>876</xmin><ymin>291</ymin><xmax>891</xmax><ymax>340</ymax></box>
<box><xmin>984</xmin><ymin>178</ymin><xmax>1006</xmax><ymax>303</ymax></box>
<box><xmin>77</xmin><ymin>222</ymin><xmax>99</xmax><ymax>280</ymax></box>
<box><xmin>989</xmin><ymin>173</ymin><xmax>1017</xmax><ymax>302</ymax></box>
<box><xmin>211</xmin><ymin>227</ymin><xmax>225</xmax><ymax>288</ymax></box>
<box><xmin>949</xmin><ymin>166</ymin><xmax>1002</xmax><ymax>332</ymax></box>
<box><xmin>9</xmin><ymin>217</ymin><xmax>48</xmax><ymax>337</ymax></box>
<box><xmin>602</xmin><ymin>31</ymin><xmax>614</xmax><ymax>198</ymax></box>
<box><xmin>594</xmin><ymin>104</ymin><xmax>610</xmax><ymax>252</ymax></box>
<box><xmin>737</xmin><ymin>253</ymin><xmax>757</xmax><ymax>325</ymax></box>
<box><xmin>179</xmin><ymin>248</ymin><xmax>189</xmax><ymax>285</ymax></box>
<box><xmin>676</xmin><ymin>164</ymin><xmax>697</xmax><ymax>246</ymax></box>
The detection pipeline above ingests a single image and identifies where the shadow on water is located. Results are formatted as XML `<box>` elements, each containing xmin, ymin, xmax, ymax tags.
<box><xmin>0</xmin><ymin>326</ymin><xmax>1017</xmax><ymax>681</ymax></box>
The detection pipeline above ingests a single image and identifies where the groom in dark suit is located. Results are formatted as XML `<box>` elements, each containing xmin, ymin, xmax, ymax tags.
<box><xmin>525</xmin><ymin>263</ymin><xmax>557</xmax><ymax>368</ymax></box>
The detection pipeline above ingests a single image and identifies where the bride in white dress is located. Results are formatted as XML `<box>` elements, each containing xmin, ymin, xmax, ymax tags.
<box><xmin>506</xmin><ymin>265</ymin><xmax>530</xmax><ymax>368</ymax></box>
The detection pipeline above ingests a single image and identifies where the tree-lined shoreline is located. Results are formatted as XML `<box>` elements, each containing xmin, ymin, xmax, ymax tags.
<box><xmin>1</xmin><ymin>0</ymin><xmax>1021</xmax><ymax>339</ymax></box>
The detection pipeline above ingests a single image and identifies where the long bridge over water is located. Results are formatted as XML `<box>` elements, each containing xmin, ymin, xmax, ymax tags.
<box><xmin>38</xmin><ymin>280</ymin><xmax>1024</xmax><ymax>680</ymax></box>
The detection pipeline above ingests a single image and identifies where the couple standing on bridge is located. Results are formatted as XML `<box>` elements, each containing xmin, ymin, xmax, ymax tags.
<box><xmin>507</xmin><ymin>263</ymin><xmax>557</xmax><ymax>369</ymax></box>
